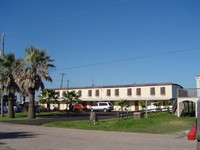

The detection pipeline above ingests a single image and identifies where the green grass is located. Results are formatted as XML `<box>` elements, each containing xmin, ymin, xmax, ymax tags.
<box><xmin>0</xmin><ymin>111</ymin><xmax>62</xmax><ymax>121</ymax></box>
<box><xmin>0</xmin><ymin>111</ymin><xmax>29</xmax><ymax>120</ymax></box>
<box><xmin>0</xmin><ymin>111</ymin><xmax>196</xmax><ymax>134</ymax></box>
<box><xmin>43</xmin><ymin>112</ymin><xmax>196</xmax><ymax>134</ymax></box>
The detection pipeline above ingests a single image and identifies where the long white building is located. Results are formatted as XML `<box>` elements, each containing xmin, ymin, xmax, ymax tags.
<box><xmin>53</xmin><ymin>82</ymin><xmax>182</xmax><ymax>111</ymax></box>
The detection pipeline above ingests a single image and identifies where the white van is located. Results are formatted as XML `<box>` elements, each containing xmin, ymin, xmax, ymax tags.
<box><xmin>90</xmin><ymin>102</ymin><xmax>114</xmax><ymax>112</ymax></box>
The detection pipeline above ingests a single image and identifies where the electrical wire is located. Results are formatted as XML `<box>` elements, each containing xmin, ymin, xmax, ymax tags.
<box><xmin>55</xmin><ymin>47</ymin><xmax>200</xmax><ymax>71</ymax></box>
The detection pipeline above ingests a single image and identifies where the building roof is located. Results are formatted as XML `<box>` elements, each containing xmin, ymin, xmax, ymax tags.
<box><xmin>52</xmin><ymin>82</ymin><xmax>183</xmax><ymax>90</ymax></box>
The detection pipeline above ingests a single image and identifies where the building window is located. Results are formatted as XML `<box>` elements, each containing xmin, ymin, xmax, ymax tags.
<box><xmin>127</xmin><ymin>88</ymin><xmax>132</xmax><ymax>96</ymax></box>
<box><xmin>107</xmin><ymin>89</ymin><xmax>111</xmax><ymax>96</ymax></box>
<box><xmin>57</xmin><ymin>91</ymin><xmax>60</xmax><ymax>97</ymax></box>
<box><xmin>160</xmin><ymin>87</ymin><xmax>166</xmax><ymax>95</ymax></box>
<box><xmin>96</xmin><ymin>90</ymin><xmax>99</xmax><ymax>96</ymax></box>
<box><xmin>78</xmin><ymin>90</ymin><xmax>82</xmax><ymax>97</ymax></box>
<box><xmin>88</xmin><ymin>90</ymin><xmax>92</xmax><ymax>97</ymax></box>
<box><xmin>136</xmin><ymin>88</ymin><xmax>141</xmax><ymax>96</ymax></box>
<box><xmin>115</xmin><ymin>89</ymin><xmax>119</xmax><ymax>96</ymax></box>
<box><xmin>150</xmin><ymin>87</ymin><xmax>155</xmax><ymax>95</ymax></box>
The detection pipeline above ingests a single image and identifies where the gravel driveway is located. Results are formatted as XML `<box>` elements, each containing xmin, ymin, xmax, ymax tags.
<box><xmin>0</xmin><ymin>122</ymin><xmax>196</xmax><ymax>150</ymax></box>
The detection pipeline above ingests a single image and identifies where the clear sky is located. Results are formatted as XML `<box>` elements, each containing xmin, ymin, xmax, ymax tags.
<box><xmin>1</xmin><ymin>0</ymin><xmax>200</xmax><ymax>89</ymax></box>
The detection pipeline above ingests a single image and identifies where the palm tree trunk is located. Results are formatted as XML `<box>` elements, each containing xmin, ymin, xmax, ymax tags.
<box><xmin>58</xmin><ymin>101</ymin><xmax>60</xmax><ymax>110</ymax></box>
<box><xmin>28</xmin><ymin>88</ymin><xmax>36</xmax><ymax>119</ymax></box>
<box><xmin>47</xmin><ymin>102</ymin><xmax>50</xmax><ymax>111</ymax></box>
<box><xmin>8</xmin><ymin>97</ymin><xmax>15</xmax><ymax>118</ymax></box>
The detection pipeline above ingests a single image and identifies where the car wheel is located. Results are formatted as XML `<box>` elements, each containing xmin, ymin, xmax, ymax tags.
<box><xmin>103</xmin><ymin>108</ymin><xmax>107</xmax><ymax>112</ymax></box>
<box><xmin>91</xmin><ymin>108</ymin><xmax>94</xmax><ymax>112</ymax></box>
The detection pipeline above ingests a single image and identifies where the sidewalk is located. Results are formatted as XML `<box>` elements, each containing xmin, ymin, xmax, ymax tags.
<box><xmin>0</xmin><ymin>122</ymin><xmax>196</xmax><ymax>150</ymax></box>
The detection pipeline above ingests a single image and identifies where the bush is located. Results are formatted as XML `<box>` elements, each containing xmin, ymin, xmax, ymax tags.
<box><xmin>37</xmin><ymin>105</ymin><xmax>48</xmax><ymax>112</ymax></box>
<box><xmin>53</xmin><ymin>107</ymin><xmax>59</xmax><ymax>111</ymax></box>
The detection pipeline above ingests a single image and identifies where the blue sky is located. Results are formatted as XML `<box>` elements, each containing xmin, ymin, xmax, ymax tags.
<box><xmin>1</xmin><ymin>0</ymin><xmax>200</xmax><ymax>88</ymax></box>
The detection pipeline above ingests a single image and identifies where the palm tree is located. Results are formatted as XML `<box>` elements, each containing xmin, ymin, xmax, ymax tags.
<box><xmin>165</xmin><ymin>100</ymin><xmax>172</xmax><ymax>112</ymax></box>
<box><xmin>139</xmin><ymin>101</ymin><xmax>146</xmax><ymax>111</ymax></box>
<box><xmin>117</xmin><ymin>100</ymin><xmax>125</xmax><ymax>111</ymax></box>
<box><xmin>0</xmin><ymin>53</ymin><xmax>19</xmax><ymax>118</ymax></box>
<box><xmin>39</xmin><ymin>89</ymin><xmax>58</xmax><ymax>111</ymax></box>
<box><xmin>153</xmin><ymin>102</ymin><xmax>161</xmax><ymax>111</ymax></box>
<box><xmin>18</xmin><ymin>46</ymin><xmax>55</xmax><ymax>119</ymax></box>
<box><xmin>62</xmin><ymin>91</ymin><xmax>80</xmax><ymax>111</ymax></box>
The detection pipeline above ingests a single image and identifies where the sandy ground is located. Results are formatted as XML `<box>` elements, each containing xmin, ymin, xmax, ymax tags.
<box><xmin>0</xmin><ymin>122</ymin><xmax>196</xmax><ymax>150</ymax></box>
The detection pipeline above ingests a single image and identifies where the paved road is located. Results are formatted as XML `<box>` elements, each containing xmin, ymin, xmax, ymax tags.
<box><xmin>0</xmin><ymin>122</ymin><xmax>196</xmax><ymax>150</ymax></box>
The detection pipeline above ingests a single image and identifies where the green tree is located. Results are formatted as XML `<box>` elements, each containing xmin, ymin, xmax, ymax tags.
<box><xmin>62</xmin><ymin>91</ymin><xmax>80</xmax><ymax>111</ymax></box>
<box><xmin>18</xmin><ymin>46</ymin><xmax>55</xmax><ymax>119</ymax></box>
<box><xmin>117</xmin><ymin>99</ymin><xmax>126</xmax><ymax>111</ymax></box>
<box><xmin>39</xmin><ymin>89</ymin><xmax>58</xmax><ymax>111</ymax></box>
<box><xmin>165</xmin><ymin>100</ymin><xmax>172</xmax><ymax>112</ymax></box>
<box><xmin>14</xmin><ymin>59</ymin><xmax>28</xmax><ymax>104</ymax></box>
<box><xmin>153</xmin><ymin>102</ymin><xmax>161</xmax><ymax>111</ymax></box>
<box><xmin>0</xmin><ymin>53</ymin><xmax>19</xmax><ymax>118</ymax></box>
<box><xmin>139</xmin><ymin>101</ymin><xmax>146</xmax><ymax>111</ymax></box>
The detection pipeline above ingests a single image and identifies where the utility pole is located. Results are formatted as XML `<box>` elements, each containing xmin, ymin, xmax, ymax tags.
<box><xmin>1</xmin><ymin>32</ymin><xmax>4</xmax><ymax>54</ymax></box>
<box><xmin>0</xmin><ymin>32</ymin><xmax>5</xmax><ymax>117</ymax></box>
<box><xmin>60</xmin><ymin>73</ymin><xmax>66</xmax><ymax>88</ymax></box>
<box><xmin>67</xmin><ymin>79</ymin><xmax>69</xmax><ymax>91</ymax></box>
<box><xmin>0</xmin><ymin>32</ymin><xmax>4</xmax><ymax>57</ymax></box>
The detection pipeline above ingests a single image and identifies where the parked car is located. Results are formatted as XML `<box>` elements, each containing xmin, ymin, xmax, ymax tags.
<box><xmin>0</xmin><ymin>104</ymin><xmax>23</xmax><ymax>113</ymax></box>
<box><xmin>147</xmin><ymin>102</ymin><xmax>172</xmax><ymax>112</ymax></box>
<box><xmin>0</xmin><ymin>105</ymin><xmax>8</xmax><ymax>113</ymax></box>
<box><xmin>73</xmin><ymin>104</ymin><xmax>87</xmax><ymax>111</ymax></box>
<box><xmin>90</xmin><ymin>102</ymin><xmax>113</xmax><ymax>112</ymax></box>
<box><xmin>14</xmin><ymin>104</ymin><xmax>23</xmax><ymax>112</ymax></box>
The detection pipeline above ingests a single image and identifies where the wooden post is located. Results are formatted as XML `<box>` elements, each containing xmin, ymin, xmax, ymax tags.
<box><xmin>145</xmin><ymin>100</ymin><xmax>148</xmax><ymax>118</ymax></box>
<box><xmin>90</xmin><ymin>112</ymin><xmax>98</xmax><ymax>125</ymax></box>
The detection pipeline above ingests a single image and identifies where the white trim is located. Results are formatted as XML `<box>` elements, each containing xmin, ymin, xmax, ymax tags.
<box><xmin>177</xmin><ymin>97</ymin><xmax>199</xmax><ymax>118</ymax></box>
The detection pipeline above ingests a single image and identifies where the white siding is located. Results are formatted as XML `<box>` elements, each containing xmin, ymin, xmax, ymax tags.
<box><xmin>53</xmin><ymin>83</ymin><xmax>181</xmax><ymax>111</ymax></box>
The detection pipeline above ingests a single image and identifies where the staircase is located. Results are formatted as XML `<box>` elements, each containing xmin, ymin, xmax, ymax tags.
<box><xmin>172</xmin><ymin>99</ymin><xmax>184</xmax><ymax>116</ymax></box>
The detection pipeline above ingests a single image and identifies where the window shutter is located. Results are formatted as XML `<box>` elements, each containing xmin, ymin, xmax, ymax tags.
<box><xmin>88</xmin><ymin>90</ymin><xmax>92</xmax><ymax>96</ymax></box>
<box><xmin>136</xmin><ymin>88</ymin><xmax>141</xmax><ymax>96</ymax></box>
<box><xmin>107</xmin><ymin>89</ymin><xmax>111</xmax><ymax>96</ymax></box>
<box><xmin>160</xmin><ymin>87</ymin><xmax>166</xmax><ymax>95</ymax></box>
<box><xmin>96</xmin><ymin>90</ymin><xmax>99</xmax><ymax>96</ymax></box>
<box><xmin>78</xmin><ymin>90</ymin><xmax>82</xmax><ymax>96</ymax></box>
<box><xmin>127</xmin><ymin>88</ymin><xmax>132</xmax><ymax>96</ymax></box>
<box><xmin>115</xmin><ymin>89</ymin><xmax>119</xmax><ymax>96</ymax></box>
<box><xmin>150</xmin><ymin>87</ymin><xmax>155</xmax><ymax>95</ymax></box>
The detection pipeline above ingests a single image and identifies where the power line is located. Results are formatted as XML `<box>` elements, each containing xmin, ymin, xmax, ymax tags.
<box><xmin>56</xmin><ymin>47</ymin><xmax>200</xmax><ymax>71</ymax></box>
<box><xmin>6</xmin><ymin>0</ymin><xmax>126</xmax><ymax>36</ymax></box>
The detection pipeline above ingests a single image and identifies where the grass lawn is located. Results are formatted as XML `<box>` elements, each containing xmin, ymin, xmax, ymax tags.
<box><xmin>43</xmin><ymin>112</ymin><xmax>196</xmax><ymax>134</ymax></box>
<box><xmin>0</xmin><ymin>111</ymin><xmax>62</xmax><ymax>121</ymax></box>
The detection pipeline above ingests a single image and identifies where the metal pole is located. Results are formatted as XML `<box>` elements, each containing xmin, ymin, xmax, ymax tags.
<box><xmin>145</xmin><ymin>100</ymin><xmax>148</xmax><ymax>118</ymax></box>
<box><xmin>197</xmin><ymin>100</ymin><xmax>200</xmax><ymax>150</ymax></box>
<box><xmin>60</xmin><ymin>73</ymin><xmax>66</xmax><ymax>88</ymax></box>
<box><xmin>0</xmin><ymin>32</ymin><xmax>5</xmax><ymax>117</ymax></box>
<box><xmin>0</xmin><ymin>87</ymin><xmax>4</xmax><ymax>117</ymax></box>
<box><xmin>1</xmin><ymin>32</ymin><xmax>4</xmax><ymax>54</ymax></box>
<box><xmin>67</xmin><ymin>80</ymin><xmax>69</xmax><ymax>90</ymax></box>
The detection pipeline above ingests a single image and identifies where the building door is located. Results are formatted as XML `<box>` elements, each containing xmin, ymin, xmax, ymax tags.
<box><xmin>135</xmin><ymin>101</ymin><xmax>139</xmax><ymax>111</ymax></box>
